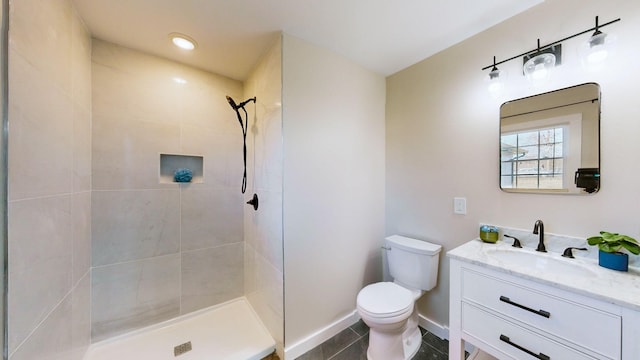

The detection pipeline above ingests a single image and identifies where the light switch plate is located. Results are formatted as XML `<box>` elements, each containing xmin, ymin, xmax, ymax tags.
<box><xmin>454</xmin><ymin>197</ymin><xmax>467</xmax><ymax>215</ymax></box>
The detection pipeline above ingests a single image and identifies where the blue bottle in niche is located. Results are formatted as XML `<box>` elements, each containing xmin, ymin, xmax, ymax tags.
<box><xmin>174</xmin><ymin>168</ymin><xmax>193</xmax><ymax>183</ymax></box>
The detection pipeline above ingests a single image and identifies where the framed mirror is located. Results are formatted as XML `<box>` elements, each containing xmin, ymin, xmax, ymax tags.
<box><xmin>500</xmin><ymin>83</ymin><xmax>600</xmax><ymax>194</ymax></box>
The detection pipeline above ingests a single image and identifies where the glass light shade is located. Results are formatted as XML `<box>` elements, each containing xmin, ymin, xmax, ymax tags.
<box><xmin>580</xmin><ymin>32</ymin><xmax>616</xmax><ymax>70</ymax></box>
<box><xmin>523</xmin><ymin>53</ymin><xmax>556</xmax><ymax>82</ymax></box>
<box><xmin>486</xmin><ymin>67</ymin><xmax>506</xmax><ymax>97</ymax></box>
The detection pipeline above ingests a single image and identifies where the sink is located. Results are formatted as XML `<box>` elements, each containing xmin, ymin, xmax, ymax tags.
<box><xmin>485</xmin><ymin>248</ymin><xmax>596</xmax><ymax>277</ymax></box>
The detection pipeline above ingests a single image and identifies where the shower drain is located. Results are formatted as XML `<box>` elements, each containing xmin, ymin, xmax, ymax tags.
<box><xmin>174</xmin><ymin>341</ymin><xmax>192</xmax><ymax>357</ymax></box>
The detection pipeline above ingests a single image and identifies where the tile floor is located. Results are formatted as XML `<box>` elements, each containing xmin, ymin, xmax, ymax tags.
<box><xmin>295</xmin><ymin>320</ymin><xmax>460</xmax><ymax>360</ymax></box>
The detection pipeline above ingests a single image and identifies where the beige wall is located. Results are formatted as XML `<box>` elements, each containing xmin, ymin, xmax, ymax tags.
<box><xmin>386</xmin><ymin>0</ymin><xmax>640</xmax><ymax>328</ymax></box>
<box><xmin>90</xmin><ymin>39</ymin><xmax>245</xmax><ymax>340</ymax></box>
<box><xmin>243</xmin><ymin>37</ymin><xmax>284</xmax><ymax>356</ymax></box>
<box><xmin>282</xmin><ymin>34</ymin><xmax>386</xmax><ymax>348</ymax></box>
<box><xmin>7</xmin><ymin>0</ymin><xmax>92</xmax><ymax>358</ymax></box>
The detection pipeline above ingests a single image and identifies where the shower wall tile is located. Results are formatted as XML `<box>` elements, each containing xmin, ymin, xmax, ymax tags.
<box><xmin>92</xmin><ymin>39</ymin><xmax>199</xmax><ymax>91</ymax></box>
<box><xmin>92</xmin><ymin>190</ymin><xmax>180</xmax><ymax>266</ymax></box>
<box><xmin>72</xmin><ymin>191</ymin><xmax>91</xmax><ymax>284</ymax></box>
<box><xmin>181</xmin><ymin>187</ymin><xmax>243</xmax><ymax>251</ymax></box>
<box><xmin>244</xmin><ymin>243</ymin><xmax>257</xmax><ymax>295</ymax></box>
<box><xmin>71</xmin><ymin>273</ymin><xmax>91</xmax><ymax>360</ymax></box>
<box><xmin>251</xmin><ymin>190</ymin><xmax>284</xmax><ymax>272</ymax></box>
<box><xmin>9</xmin><ymin>0</ymin><xmax>92</xmax><ymax>358</ymax></box>
<box><xmin>73</xmin><ymin>100</ymin><xmax>92</xmax><ymax>193</ymax></box>
<box><xmin>254</xmin><ymin>106</ymin><xmax>284</xmax><ymax>192</ymax></box>
<box><xmin>175</xmin><ymin>65</ymin><xmax>243</xmax><ymax>132</ymax></box>
<box><xmin>92</xmin><ymin>65</ymin><xmax>183</xmax><ymax>125</ymax></box>
<box><xmin>9</xmin><ymin>275</ymin><xmax>90</xmax><ymax>360</ymax></box>
<box><xmin>91</xmin><ymin>254</ymin><xmax>181</xmax><ymax>341</ymax></box>
<box><xmin>71</xmin><ymin>11</ymin><xmax>92</xmax><ymax>111</ymax></box>
<box><xmin>180</xmin><ymin>124</ymin><xmax>244</xmax><ymax>189</ymax></box>
<box><xmin>247</xmin><ymin>38</ymin><xmax>283</xmax><ymax>193</ymax></box>
<box><xmin>181</xmin><ymin>243</ymin><xmax>244</xmax><ymax>313</ymax></box>
<box><xmin>243</xmin><ymin>37</ymin><xmax>284</xmax><ymax>352</ymax></box>
<box><xmin>248</xmin><ymin>253</ymin><xmax>284</xmax><ymax>347</ymax></box>
<box><xmin>92</xmin><ymin>39</ymin><xmax>242</xmax><ymax>132</ymax></box>
<box><xmin>8</xmin><ymin>195</ymin><xmax>73</xmax><ymax>353</ymax></box>
<box><xmin>92</xmin><ymin>114</ymin><xmax>181</xmax><ymax>190</ymax></box>
<box><xmin>256</xmin><ymin>254</ymin><xmax>284</xmax><ymax>319</ymax></box>
<box><xmin>9</xmin><ymin>291</ymin><xmax>73</xmax><ymax>360</ymax></box>
<box><xmin>8</xmin><ymin>52</ymin><xmax>74</xmax><ymax>201</ymax></box>
<box><xmin>10</xmin><ymin>0</ymin><xmax>73</xmax><ymax>93</ymax></box>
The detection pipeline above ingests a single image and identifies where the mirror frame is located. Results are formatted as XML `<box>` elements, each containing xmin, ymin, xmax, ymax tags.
<box><xmin>499</xmin><ymin>83</ymin><xmax>601</xmax><ymax>194</ymax></box>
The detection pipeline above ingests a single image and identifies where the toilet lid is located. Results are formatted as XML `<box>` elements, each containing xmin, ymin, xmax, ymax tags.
<box><xmin>357</xmin><ymin>282</ymin><xmax>413</xmax><ymax>317</ymax></box>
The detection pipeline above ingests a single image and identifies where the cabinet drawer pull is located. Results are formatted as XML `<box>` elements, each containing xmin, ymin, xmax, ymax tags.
<box><xmin>500</xmin><ymin>334</ymin><xmax>551</xmax><ymax>360</ymax></box>
<box><xmin>500</xmin><ymin>296</ymin><xmax>551</xmax><ymax>318</ymax></box>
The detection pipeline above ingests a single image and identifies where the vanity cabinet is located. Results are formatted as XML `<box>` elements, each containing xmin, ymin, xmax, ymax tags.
<box><xmin>449</xmin><ymin>258</ymin><xmax>640</xmax><ymax>360</ymax></box>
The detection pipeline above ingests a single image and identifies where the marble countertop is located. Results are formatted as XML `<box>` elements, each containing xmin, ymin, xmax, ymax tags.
<box><xmin>448</xmin><ymin>238</ymin><xmax>640</xmax><ymax>311</ymax></box>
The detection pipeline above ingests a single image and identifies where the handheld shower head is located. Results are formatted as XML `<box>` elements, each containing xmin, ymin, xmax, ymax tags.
<box><xmin>226</xmin><ymin>95</ymin><xmax>256</xmax><ymax>111</ymax></box>
<box><xmin>225</xmin><ymin>94</ymin><xmax>257</xmax><ymax>194</ymax></box>
<box><xmin>226</xmin><ymin>95</ymin><xmax>238</xmax><ymax>110</ymax></box>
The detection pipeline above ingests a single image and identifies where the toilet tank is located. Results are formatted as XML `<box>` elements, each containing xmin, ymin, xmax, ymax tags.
<box><xmin>386</xmin><ymin>235</ymin><xmax>442</xmax><ymax>291</ymax></box>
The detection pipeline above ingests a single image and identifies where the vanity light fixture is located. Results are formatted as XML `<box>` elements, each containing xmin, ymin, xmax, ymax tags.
<box><xmin>522</xmin><ymin>40</ymin><xmax>561</xmax><ymax>83</ymax></box>
<box><xmin>482</xmin><ymin>16</ymin><xmax>620</xmax><ymax>85</ymax></box>
<box><xmin>486</xmin><ymin>56</ymin><xmax>505</xmax><ymax>97</ymax></box>
<box><xmin>170</xmin><ymin>33</ymin><xmax>197</xmax><ymax>50</ymax></box>
<box><xmin>581</xmin><ymin>16</ymin><xmax>617</xmax><ymax>66</ymax></box>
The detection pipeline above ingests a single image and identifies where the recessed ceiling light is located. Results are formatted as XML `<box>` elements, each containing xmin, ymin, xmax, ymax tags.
<box><xmin>169</xmin><ymin>33</ymin><xmax>197</xmax><ymax>50</ymax></box>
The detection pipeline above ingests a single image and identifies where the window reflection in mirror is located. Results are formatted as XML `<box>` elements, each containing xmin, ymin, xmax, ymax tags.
<box><xmin>500</xmin><ymin>83</ymin><xmax>600</xmax><ymax>194</ymax></box>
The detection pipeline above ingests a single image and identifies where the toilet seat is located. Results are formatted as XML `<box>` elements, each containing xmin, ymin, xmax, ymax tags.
<box><xmin>357</xmin><ymin>282</ymin><xmax>413</xmax><ymax>320</ymax></box>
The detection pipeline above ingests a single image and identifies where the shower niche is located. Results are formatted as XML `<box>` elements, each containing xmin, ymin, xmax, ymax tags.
<box><xmin>159</xmin><ymin>153</ymin><xmax>204</xmax><ymax>184</ymax></box>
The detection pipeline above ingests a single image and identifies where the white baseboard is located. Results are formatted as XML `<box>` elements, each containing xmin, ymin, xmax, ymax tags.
<box><xmin>418</xmin><ymin>313</ymin><xmax>449</xmax><ymax>341</ymax></box>
<box><xmin>418</xmin><ymin>314</ymin><xmax>476</xmax><ymax>354</ymax></box>
<box><xmin>284</xmin><ymin>311</ymin><xmax>360</xmax><ymax>360</ymax></box>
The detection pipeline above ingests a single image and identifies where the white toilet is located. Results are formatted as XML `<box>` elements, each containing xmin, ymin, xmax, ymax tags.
<box><xmin>357</xmin><ymin>235</ymin><xmax>441</xmax><ymax>360</ymax></box>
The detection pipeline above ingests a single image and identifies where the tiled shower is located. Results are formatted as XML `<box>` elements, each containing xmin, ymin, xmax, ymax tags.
<box><xmin>6</xmin><ymin>0</ymin><xmax>283</xmax><ymax>358</ymax></box>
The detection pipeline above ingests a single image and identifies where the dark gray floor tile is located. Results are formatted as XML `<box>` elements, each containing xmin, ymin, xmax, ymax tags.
<box><xmin>412</xmin><ymin>340</ymin><xmax>448</xmax><ymax>360</ymax></box>
<box><xmin>422</xmin><ymin>331</ymin><xmax>449</xmax><ymax>354</ymax></box>
<box><xmin>349</xmin><ymin>319</ymin><xmax>369</xmax><ymax>336</ymax></box>
<box><xmin>296</xmin><ymin>328</ymin><xmax>360</xmax><ymax>360</ymax></box>
<box><xmin>329</xmin><ymin>334</ymin><xmax>369</xmax><ymax>360</ymax></box>
<box><xmin>296</xmin><ymin>346</ymin><xmax>323</xmax><ymax>360</ymax></box>
<box><xmin>296</xmin><ymin>322</ymin><xmax>454</xmax><ymax>360</ymax></box>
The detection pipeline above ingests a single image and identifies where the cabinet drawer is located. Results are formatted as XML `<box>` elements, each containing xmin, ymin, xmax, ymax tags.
<box><xmin>462</xmin><ymin>303</ymin><xmax>601</xmax><ymax>360</ymax></box>
<box><xmin>462</xmin><ymin>269</ymin><xmax>620</xmax><ymax>358</ymax></box>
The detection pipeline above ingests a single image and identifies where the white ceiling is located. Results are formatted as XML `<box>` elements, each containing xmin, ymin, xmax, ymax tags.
<box><xmin>73</xmin><ymin>0</ymin><xmax>543</xmax><ymax>81</ymax></box>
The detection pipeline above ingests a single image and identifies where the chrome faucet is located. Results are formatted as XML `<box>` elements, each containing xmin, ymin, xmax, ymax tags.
<box><xmin>533</xmin><ymin>220</ymin><xmax>546</xmax><ymax>252</ymax></box>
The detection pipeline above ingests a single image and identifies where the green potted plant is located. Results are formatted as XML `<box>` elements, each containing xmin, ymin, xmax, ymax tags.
<box><xmin>587</xmin><ymin>231</ymin><xmax>640</xmax><ymax>271</ymax></box>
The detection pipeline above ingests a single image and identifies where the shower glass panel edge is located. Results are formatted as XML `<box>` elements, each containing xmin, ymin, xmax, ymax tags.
<box><xmin>1</xmin><ymin>0</ymin><xmax>8</xmax><ymax>358</ymax></box>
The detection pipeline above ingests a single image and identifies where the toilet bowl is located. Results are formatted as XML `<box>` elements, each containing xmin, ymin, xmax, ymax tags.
<box><xmin>356</xmin><ymin>235</ymin><xmax>441</xmax><ymax>360</ymax></box>
<box><xmin>357</xmin><ymin>282</ymin><xmax>419</xmax><ymax>360</ymax></box>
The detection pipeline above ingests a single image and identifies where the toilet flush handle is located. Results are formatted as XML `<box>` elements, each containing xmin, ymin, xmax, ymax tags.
<box><xmin>381</xmin><ymin>246</ymin><xmax>391</xmax><ymax>251</ymax></box>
